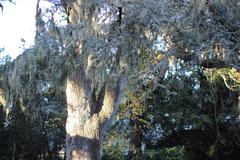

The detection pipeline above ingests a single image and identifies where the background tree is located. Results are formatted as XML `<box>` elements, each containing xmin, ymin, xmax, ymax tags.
<box><xmin>100</xmin><ymin>0</ymin><xmax>240</xmax><ymax>159</ymax></box>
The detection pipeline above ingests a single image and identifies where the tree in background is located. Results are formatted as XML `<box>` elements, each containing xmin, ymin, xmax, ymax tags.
<box><xmin>100</xmin><ymin>0</ymin><xmax>240</xmax><ymax>159</ymax></box>
<box><xmin>0</xmin><ymin>53</ymin><xmax>66</xmax><ymax>159</ymax></box>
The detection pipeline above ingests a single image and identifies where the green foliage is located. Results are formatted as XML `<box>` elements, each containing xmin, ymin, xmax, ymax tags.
<box><xmin>0</xmin><ymin>99</ymin><xmax>66</xmax><ymax>160</ymax></box>
<box><xmin>0</xmin><ymin>50</ymin><xmax>66</xmax><ymax>159</ymax></box>
<box><xmin>144</xmin><ymin>147</ymin><xmax>184</xmax><ymax>160</ymax></box>
<box><xmin>141</xmin><ymin>63</ymin><xmax>240</xmax><ymax>159</ymax></box>
<box><xmin>0</xmin><ymin>104</ymin><xmax>49</xmax><ymax>160</ymax></box>
<box><xmin>102</xmin><ymin>131</ymin><xmax>128</xmax><ymax>160</ymax></box>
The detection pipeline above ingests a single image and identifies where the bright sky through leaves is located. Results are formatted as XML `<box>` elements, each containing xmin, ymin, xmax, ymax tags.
<box><xmin>0</xmin><ymin>0</ymin><xmax>37</xmax><ymax>58</ymax></box>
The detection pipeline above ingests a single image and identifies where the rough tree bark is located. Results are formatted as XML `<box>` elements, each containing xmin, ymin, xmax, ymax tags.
<box><xmin>62</xmin><ymin>0</ymin><xmax>125</xmax><ymax>159</ymax></box>
<box><xmin>65</xmin><ymin>69</ymin><xmax>125</xmax><ymax>159</ymax></box>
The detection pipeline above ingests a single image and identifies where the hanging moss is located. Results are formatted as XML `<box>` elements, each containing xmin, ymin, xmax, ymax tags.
<box><xmin>204</xmin><ymin>68</ymin><xmax>240</xmax><ymax>91</ymax></box>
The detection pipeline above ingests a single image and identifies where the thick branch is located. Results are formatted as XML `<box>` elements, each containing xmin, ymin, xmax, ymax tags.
<box><xmin>98</xmin><ymin>76</ymin><xmax>126</xmax><ymax>139</ymax></box>
<box><xmin>0</xmin><ymin>88</ymin><xmax>6</xmax><ymax>107</ymax></box>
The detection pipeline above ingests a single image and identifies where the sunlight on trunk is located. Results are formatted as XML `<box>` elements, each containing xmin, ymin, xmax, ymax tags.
<box><xmin>66</xmin><ymin>78</ymin><xmax>101</xmax><ymax>159</ymax></box>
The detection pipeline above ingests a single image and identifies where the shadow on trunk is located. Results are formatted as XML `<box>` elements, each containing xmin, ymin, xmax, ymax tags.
<box><xmin>66</xmin><ymin>134</ymin><xmax>102</xmax><ymax>160</ymax></box>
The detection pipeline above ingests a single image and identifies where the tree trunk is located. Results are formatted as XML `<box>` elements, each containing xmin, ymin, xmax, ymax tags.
<box><xmin>65</xmin><ymin>61</ymin><xmax>125</xmax><ymax>160</ymax></box>
<box><xmin>66</xmin><ymin>134</ymin><xmax>101</xmax><ymax>160</ymax></box>
<box><xmin>65</xmin><ymin>76</ymin><xmax>101</xmax><ymax>160</ymax></box>
<box><xmin>62</xmin><ymin>0</ymin><xmax>126</xmax><ymax>159</ymax></box>
<box><xmin>65</xmin><ymin>75</ymin><xmax>124</xmax><ymax>159</ymax></box>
